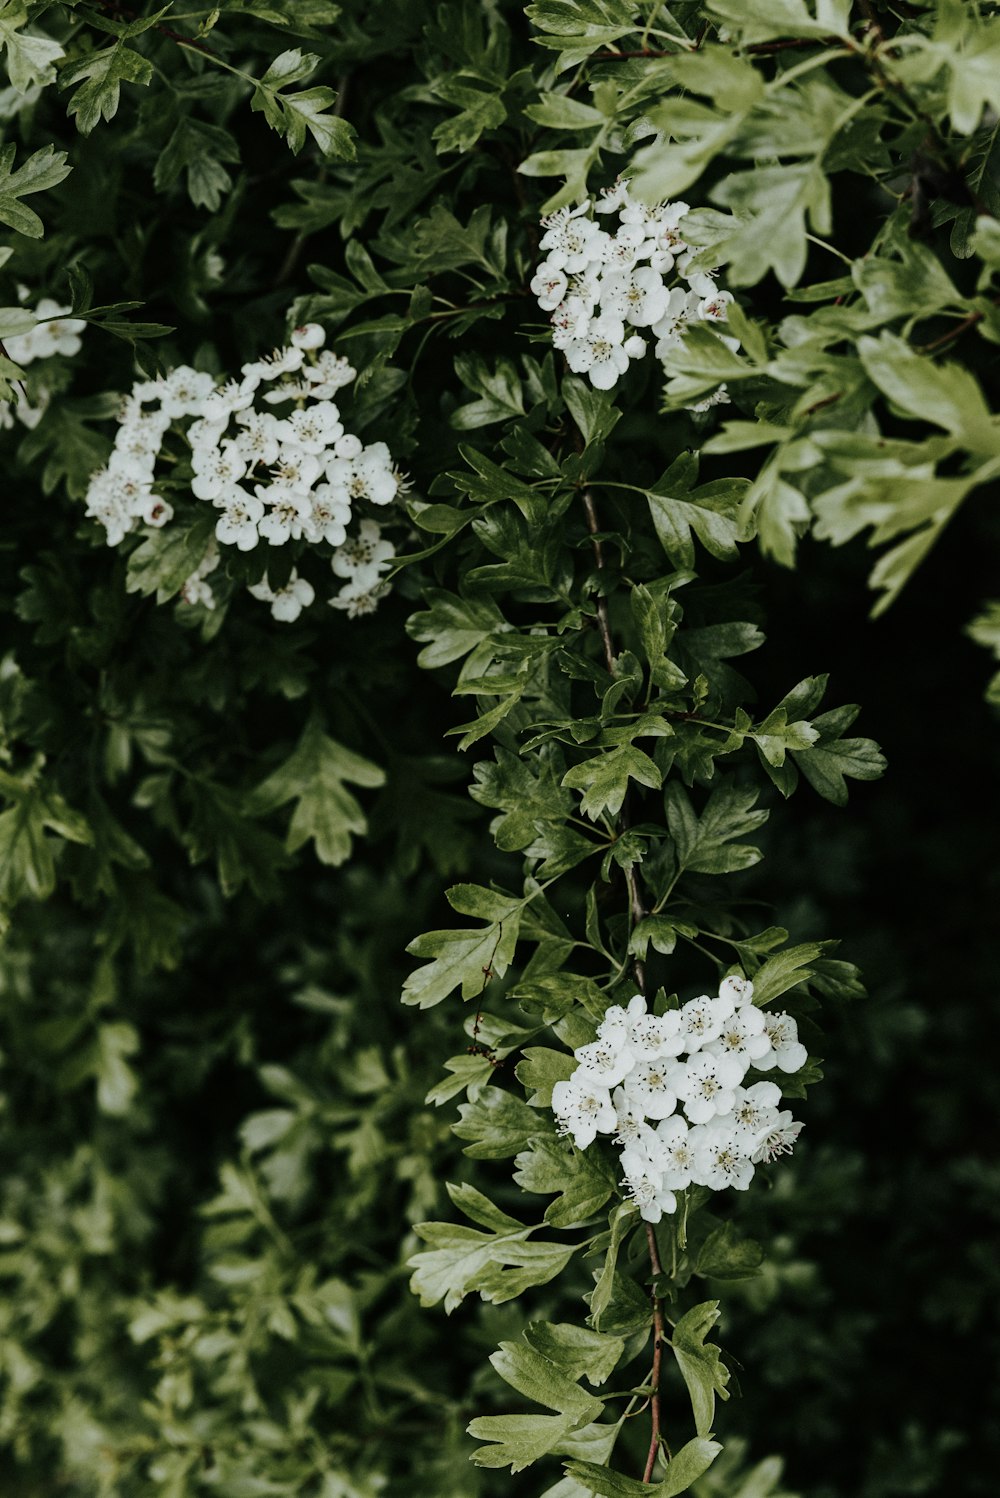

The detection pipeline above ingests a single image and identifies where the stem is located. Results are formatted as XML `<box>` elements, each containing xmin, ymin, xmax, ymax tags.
<box><xmin>276</xmin><ymin>73</ymin><xmax>351</xmax><ymax>286</ymax></box>
<box><xmin>580</xmin><ymin>484</ymin><xmax>669</xmax><ymax>1478</ymax></box>
<box><xmin>581</xmin><ymin>486</ymin><xmax>649</xmax><ymax>996</ymax></box>
<box><xmin>642</xmin><ymin>1221</ymin><xmax>669</xmax><ymax>1482</ymax></box>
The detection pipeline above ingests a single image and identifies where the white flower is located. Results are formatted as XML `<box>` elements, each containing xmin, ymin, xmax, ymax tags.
<box><xmin>622</xmin><ymin>1000</ymin><xmax>684</xmax><ymax>1060</ymax></box>
<box><xmin>290</xmin><ymin>322</ymin><xmax>326</xmax><ymax>350</ymax></box>
<box><xmin>674</xmin><ymin>1051</ymin><xmax>743</xmax><ymax>1124</ymax></box>
<box><xmin>187</xmin><ymin>417</ymin><xmax>227</xmax><ymax>453</ymax></box>
<box><xmin>331</xmin><ymin>519</ymin><xmax>395</xmax><ymax>582</ymax></box>
<box><xmin>612</xmin><ymin>1086</ymin><xmax>658</xmax><ymax>1152</ymax></box>
<box><xmin>191</xmin><ymin>441</ymin><xmax>247</xmax><ymax>502</ymax></box>
<box><xmin>304</xmin><ymin>484</ymin><xmax>352</xmax><ymax>546</ymax></box>
<box><xmin>328</xmin><ymin>576</ymin><xmax>391</xmax><ymax>618</ymax></box>
<box><xmin>137</xmin><ymin>493</ymin><xmax>174</xmax><ymax>528</ymax></box>
<box><xmin>201</xmin><ymin>378</ymin><xmax>257</xmax><ymax>422</ymax></box>
<box><xmin>530</xmin><ymin>259</ymin><xmax>569</xmax><ymax>312</ymax></box>
<box><xmin>85</xmin><ymin>473</ymin><xmax>134</xmax><ymax>546</ymax></box>
<box><xmin>687</xmin><ymin>385</ymin><xmax>732</xmax><ymax>413</ymax></box>
<box><xmin>181</xmin><ymin>543</ymin><xmax>220</xmax><ymax>609</ymax></box>
<box><xmin>248</xmin><ymin>569</ymin><xmax>315</xmax><ymax>622</ymax></box>
<box><xmin>276</xmin><ymin>401</ymin><xmax>344</xmax><ymax>456</ymax></box>
<box><xmin>160</xmin><ymin>365</ymin><xmax>215</xmax><ymax>419</ymax></box>
<box><xmin>692</xmin><ymin>1120</ymin><xmax>755</xmax><ymax>1191</ymax></box>
<box><xmin>697</xmin><ymin>287</ymin><xmax>735</xmax><ymax>323</ymax></box>
<box><xmin>271</xmin><ymin>445</ymin><xmax>322</xmax><ymax>491</ymax></box>
<box><xmin>655</xmin><ymin>1115</ymin><xmax>696</xmax><ymax>1190</ymax></box>
<box><xmin>652</xmin><ymin>287</ymin><xmax>697</xmax><ymax>359</ymax></box>
<box><xmin>751</xmin><ymin>1111</ymin><xmax>804</xmax><ymax>1164</ymax></box>
<box><xmin>257</xmin><ymin>488</ymin><xmax>311</xmax><ymax>545</ymax></box>
<box><xmin>4</xmin><ymin>299</ymin><xmax>86</xmax><ymax>365</ymax></box>
<box><xmin>303</xmin><ymin>349</ymin><xmax>356</xmax><ymax>394</ymax></box>
<box><xmin>719</xmin><ymin>974</ymin><xmax>754</xmax><ymax>1007</ymax></box>
<box><xmin>551</xmin><ymin>1075</ymin><xmax>616</xmax><ymax>1150</ymax></box>
<box><xmin>539</xmin><ymin>203</ymin><xmax>607</xmax><ymax>273</ymax></box>
<box><xmin>622</xmin><ymin>1058</ymin><xmax>679</xmax><ymax>1121</ymax></box>
<box><xmin>242</xmin><ymin>345</ymin><xmax>304</xmax><ymax>383</ymax></box>
<box><xmin>677</xmin><ymin>993</ymin><xmax>733</xmax><ymax>1053</ymax></box>
<box><xmin>565</xmin><ymin>312</ymin><xmax>631</xmax><ymax>391</ymax></box>
<box><xmin>756</xmin><ymin>1012</ymin><xmax>809</xmax><ymax>1074</ymax></box>
<box><xmin>233</xmin><ymin>408</ymin><xmax>281</xmax><ymax>467</ymax></box>
<box><xmin>729</xmin><ymin>1082</ymin><xmax>783</xmax><ymax>1152</ymax></box>
<box><xmin>325</xmin><ymin>444</ymin><xmax>398</xmax><ymax>506</ymax></box>
<box><xmin>215</xmin><ymin>489</ymin><xmax>264</xmax><ymax>550</ymax></box>
<box><xmin>621</xmin><ymin>1160</ymin><xmax>676</xmax><ymax>1224</ymax></box>
<box><xmin>706</xmin><ymin>1004</ymin><xmax>771</xmax><ymax>1072</ymax></box>
<box><xmin>594</xmin><ymin>178</ymin><xmax>631</xmax><ymax>214</ymax></box>
<box><xmin>575</xmin><ymin>1035</ymin><xmax>634</xmax><ymax>1089</ymax></box>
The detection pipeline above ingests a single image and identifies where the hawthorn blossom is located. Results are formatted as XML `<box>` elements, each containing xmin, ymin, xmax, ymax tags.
<box><xmin>530</xmin><ymin>182</ymin><xmax>738</xmax><ymax>398</ymax></box>
<box><xmin>248</xmin><ymin>570</ymin><xmax>315</xmax><ymax>623</ymax></box>
<box><xmin>547</xmin><ymin>975</ymin><xmax>805</xmax><ymax>1216</ymax></box>
<box><xmin>79</xmin><ymin>320</ymin><xmax>402</xmax><ymax>627</ymax></box>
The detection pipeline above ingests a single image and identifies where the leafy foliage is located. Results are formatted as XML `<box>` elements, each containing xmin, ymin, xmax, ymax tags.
<box><xmin>0</xmin><ymin>1</ymin><xmax>996</xmax><ymax>1496</ymax></box>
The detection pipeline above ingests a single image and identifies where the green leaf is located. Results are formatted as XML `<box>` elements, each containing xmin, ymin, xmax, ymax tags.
<box><xmin>705</xmin><ymin>0</ymin><xmax>852</xmax><ymax>44</ymax></box>
<box><xmin>514</xmin><ymin>1136</ymin><xmax>616</xmax><ymax>1226</ymax></box>
<box><xmin>124</xmin><ymin>515</ymin><xmax>215</xmax><ymax>602</ymax></box>
<box><xmin>154</xmin><ymin>118</ymin><xmax>241</xmax><ymax>212</ymax></box>
<box><xmin>645</xmin><ymin>457</ymin><xmax>749</xmax><ymax>569</ymax></box>
<box><xmin>0</xmin><ymin>6</ymin><xmax>64</xmax><ymax>92</ymax></box>
<box><xmin>61</xmin><ymin>43</ymin><xmax>153</xmax><ymax>135</ymax></box>
<box><xmin>407</xmin><ymin>589</ymin><xmax>507</xmax><ymax>669</ymax></box>
<box><xmin>451</xmin><ymin>354</ymin><xmax>525</xmax><ymax>429</ymax></box>
<box><xmin>566</xmin><ymin>1437</ymin><xmax>722</xmax><ymax>1495</ymax></box>
<box><xmin>857</xmin><ymin>332</ymin><xmax>1000</xmax><ymax>457</ymax></box>
<box><xmin>490</xmin><ymin>1339</ymin><xmax>604</xmax><ymax>1419</ymax></box>
<box><xmin>403</xmin><ymin>891</ymin><xmax>523</xmax><ymax>1008</ymax></box>
<box><xmin>247</xmin><ymin>717</ymin><xmax>385</xmax><ymax>866</ymax></box>
<box><xmin>432</xmin><ymin>75</ymin><xmax>507</xmax><ymax>154</ymax></box>
<box><xmin>751</xmin><ymin>941</ymin><xmax>833</xmax><ymax>1006</ymax></box>
<box><xmin>693</xmin><ymin>1221</ymin><xmax>764</xmax><ymax>1281</ymax></box>
<box><xmin>515</xmin><ymin>1046</ymin><xmax>578</xmax><ymax>1107</ymax></box>
<box><xmin>523</xmin><ymin>1323</ymin><xmax>626</xmax><ymax>1386</ymax></box>
<box><xmin>562</xmin><ymin>744</ymin><xmax>662</xmax><ymax>820</ymax></box>
<box><xmin>791</xmin><ymin>704</ymin><xmax>886</xmax><ymax>805</ymax></box>
<box><xmin>588</xmin><ymin>1201</ymin><xmax>638</xmax><ymax>1327</ymax></box>
<box><xmin>0</xmin><ymin>778</ymin><xmax>93</xmax><ymax>906</ymax></box>
<box><xmin>0</xmin><ymin>142</ymin><xmax>72</xmax><ymax>238</ymax></box>
<box><xmin>665</xmin><ymin>781</ymin><xmax>768</xmax><ymax>875</ymax></box>
<box><xmin>670</xmin><ymin>1301</ymin><xmax>731</xmax><ymax>1437</ymax></box>
<box><xmin>454</xmin><ymin>1086</ymin><xmax>547</xmax><ymax>1158</ymax></box>
<box><xmin>251</xmin><ymin>51</ymin><xmax>356</xmax><ymax>157</ymax></box>
<box><xmin>409</xmin><ymin>1184</ymin><xmax>576</xmax><ymax>1312</ymax></box>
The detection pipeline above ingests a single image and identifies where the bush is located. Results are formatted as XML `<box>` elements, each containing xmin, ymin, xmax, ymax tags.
<box><xmin>1</xmin><ymin>3</ymin><xmax>998</xmax><ymax>1494</ymax></box>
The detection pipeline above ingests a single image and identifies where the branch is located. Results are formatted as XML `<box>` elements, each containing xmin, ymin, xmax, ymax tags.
<box><xmin>642</xmin><ymin>1222</ymin><xmax>669</xmax><ymax>1482</ymax></box>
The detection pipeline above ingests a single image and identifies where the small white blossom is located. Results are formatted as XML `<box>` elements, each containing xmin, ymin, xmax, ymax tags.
<box><xmin>215</xmin><ymin>489</ymin><xmax>264</xmax><ymax>550</ymax></box>
<box><xmin>751</xmin><ymin>1112</ymin><xmax>804</xmax><ymax>1164</ymax></box>
<box><xmin>693</xmin><ymin>1121</ymin><xmax>756</xmax><ymax>1191</ymax></box>
<box><xmin>551</xmin><ymin>1076</ymin><xmax>616</xmax><ymax>1151</ymax></box>
<box><xmin>290</xmin><ymin>322</ymin><xmax>326</xmax><ymax>350</ymax></box>
<box><xmin>248</xmin><ymin>569</ymin><xmax>315</xmax><ymax>622</ymax></box>
<box><xmin>674</xmin><ymin>1051</ymin><xmax>744</xmax><ymax>1124</ymax></box>
<box><xmin>757</xmin><ymin>1012</ymin><xmax>809</xmax><ymax>1074</ymax></box>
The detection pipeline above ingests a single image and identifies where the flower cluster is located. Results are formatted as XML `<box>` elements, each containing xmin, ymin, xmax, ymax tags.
<box><xmin>530</xmin><ymin>179</ymin><xmax>737</xmax><ymax>401</ymax></box>
<box><xmin>83</xmin><ymin>324</ymin><xmax>404</xmax><ymax>621</ymax></box>
<box><xmin>551</xmin><ymin>976</ymin><xmax>806</xmax><ymax>1223</ymax></box>
<box><xmin>1</xmin><ymin>296</ymin><xmax>87</xmax><ymax>431</ymax></box>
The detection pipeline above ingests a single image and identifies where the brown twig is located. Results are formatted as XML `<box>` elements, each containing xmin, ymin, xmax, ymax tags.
<box><xmin>642</xmin><ymin>1221</ymin><xmax>669</xmax><ymax>1482</ymax></box>
<box><xmin>916</xmin><ymin>305</ymin><xmax>993</xmax><ymax>354</ymax></box>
